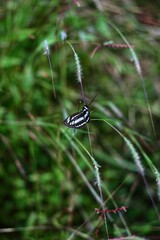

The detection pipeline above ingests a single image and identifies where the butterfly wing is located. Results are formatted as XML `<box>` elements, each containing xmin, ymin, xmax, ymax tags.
<box><xmin>64</xmin><ymin>105</ymin><xmax>90</xmax><ymax>129</ymax></box>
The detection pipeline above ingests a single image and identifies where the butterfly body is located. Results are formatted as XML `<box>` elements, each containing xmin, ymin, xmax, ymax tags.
<box><xmin>64</xmin><ymin>105</ymin><xmax>90</xmax><ymax>129</ymax></box>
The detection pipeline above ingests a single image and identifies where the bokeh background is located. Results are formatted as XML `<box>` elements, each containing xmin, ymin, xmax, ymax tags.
<box><xmin>0</xmin><ymin>1</ymin><xmax>160</xmax><ymax>239</ymax></box>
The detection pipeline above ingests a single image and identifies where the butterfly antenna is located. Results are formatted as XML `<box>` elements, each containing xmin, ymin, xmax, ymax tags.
<box><xmin>88</xmin><ymin>94</ymin><xmax>97</xmax><ymax>106</ymax></box>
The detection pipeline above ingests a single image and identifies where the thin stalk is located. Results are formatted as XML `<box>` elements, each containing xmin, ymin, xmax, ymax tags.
<box><xmin>107</xmin><ymin>22</ymin><xmax>157</xmax><ymax>141</ymax></box>
<box><xmin>87</xmin><ymin>125</ymin><xmax>109</xmax><ymax>238</ymax></box>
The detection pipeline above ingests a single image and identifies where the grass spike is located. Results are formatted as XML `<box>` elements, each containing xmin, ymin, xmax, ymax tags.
<box><xmin>43</xmin><ymin>39</ymin><xmax>56</xmax><ymax>98</ymax></box>
<box><xmin>87</xmin><ymin>125</ymin><xmax>109</xmax><ymax>237</ymax></box>
<box><xmin>66</xmin><ymin>41</ymin><xmax>85</xmax><ymax>104</ymax></box>
<box><xmin>155</xmin><ymin>170</ymin><xmax>160</xmax><ymax>200</ymax></box>
<box><xmin>94</xmin><ymin>118</ymin><xmax>160</xmax><ymax>219</ymax></box>
<box><xmin>107</xmin><ymin>22</ymin><xmax>157</xmax><ymax>141</ymax></box>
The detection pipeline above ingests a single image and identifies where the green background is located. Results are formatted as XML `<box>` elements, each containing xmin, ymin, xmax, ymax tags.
<box><xmin>0</xmin><ymin>1</ymin><xmax>160</xmax><ymax>239</ymax></box>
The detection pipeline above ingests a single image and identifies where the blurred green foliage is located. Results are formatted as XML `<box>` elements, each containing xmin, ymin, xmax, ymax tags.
<box><xmin>0</xmin><ymin>0</ymin><xmax>160</xmax><ymax>239</ymax></box>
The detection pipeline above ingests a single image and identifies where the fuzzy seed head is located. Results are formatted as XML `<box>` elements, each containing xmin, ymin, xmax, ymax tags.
<box><xmin>43</xmin><ymin>40</ymin><xmax>50</xmax><ymax>56</ymax></box>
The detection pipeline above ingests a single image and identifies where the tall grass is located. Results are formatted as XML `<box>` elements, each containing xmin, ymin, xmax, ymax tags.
<box><xmin>1</xmin><ymin>1</ymin><xmax>160</xmax><ymax>239</ymax></box>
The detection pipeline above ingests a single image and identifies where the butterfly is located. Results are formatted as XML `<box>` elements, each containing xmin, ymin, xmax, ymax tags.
<box><xmin>64</xmin><ymin>104</ymin><xmax>90</xmax><ymax>129</ymax></box>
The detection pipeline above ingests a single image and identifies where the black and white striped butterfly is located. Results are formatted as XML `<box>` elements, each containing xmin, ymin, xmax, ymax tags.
<box><xmin>64</xmin><ymin>105</ymin><xmax>90</xmax><ymax>129</ymax></box>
